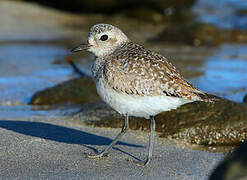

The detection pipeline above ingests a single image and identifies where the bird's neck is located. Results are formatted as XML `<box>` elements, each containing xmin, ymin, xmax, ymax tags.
<box><xmin>95</xmin><ymin>40</ymin><xmax>131</xmax><ymax>59</ymax></box>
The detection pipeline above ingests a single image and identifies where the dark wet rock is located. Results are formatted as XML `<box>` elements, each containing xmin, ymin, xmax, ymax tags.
<box><xmin>29</xmin><ymin>77</ymin><xmax>99</xmax><ymax>105</ymax></box>
<box><xmin>157</xmin><ymin>100</ymin><xmax>247</xmax><ymax>146</ymax></box>
<box><xmin>244</xmin><ymin>94</ymin><xmax>247</xmax><ymax>103</ymax></box>
<box><xmin>84</xmin><ymin>99</ymin><xmax>247</xmax><ymax>148</ymax></box>
<box><xmin>209</xmin><ymin>141</ymin><xmax>247</xmax><ymax>180</ymax></box>
<box><xmin>21</xmin><ymin>0</ymin><xmax>198</xmax><ymax>24</ymax></box>
<box><xmin>236</xmin><ymin>9</ymin><xmax>247</xmax><ymax>16</ymax></box>
<box><xmin>151</xmin><ymin>22</ymin><xmax>247</xmax><ymax>46</ymax></box>
<box><xmin>24</xmin><ymin>0</ymin><xmax>196</xmax><ymax>15</ymax></box>
<box><xmin>120</xmin><ymin>0</ymin><xmax>196</xmax><ymax>23</ymax></box>
<box><xmin>20</xmin><ymin>0</ymin><xmax>198</xmax><ymax>25</ymax></box>
<box><xmin>121</xmin><ymin>7</ymin><xmax>165</xmax><ymax>24</ymax></box>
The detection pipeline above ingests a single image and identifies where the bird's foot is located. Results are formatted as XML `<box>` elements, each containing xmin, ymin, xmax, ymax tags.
<box><xmin>86</xmin><ymin>152</ymin><xmax>109</xmax><ymax>159</ymax></box>
<box><xmin>127</xmin><ymin>158</ymin><xmax>151</xmax><ymax>166</ymax></box>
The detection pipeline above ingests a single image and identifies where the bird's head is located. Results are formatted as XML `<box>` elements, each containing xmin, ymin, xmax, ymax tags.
<box><xmin>71</xmin><ymin>24</ymin><xmax>129</xmax><ymax>57</ymax></box>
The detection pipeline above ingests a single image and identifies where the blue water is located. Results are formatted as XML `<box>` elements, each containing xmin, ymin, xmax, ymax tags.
<box><xmin>192</xmin><ymin>44</ymin><xmax>247</xmax><ymax>102</ymax></box>
<box><xmin>193</xmin><ymin>0</ymin><xmax>247</xmax><ymax>29</ymax></box>
<box><xmin>0</xmin><ymin>44</ymin><xmax>72</xmax><ymax>105</ymax></box>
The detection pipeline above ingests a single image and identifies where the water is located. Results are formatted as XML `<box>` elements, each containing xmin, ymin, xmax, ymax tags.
<box><xmin>191</xmin><ymin>44</ymin><xmax>247</xmax><ymax>102</ymax></box>
<box><xmin>193</xmin><ymin>0</ymin><xmax>247</xmax><ymax>29</ymax></box>
<box><xmin>0</xmin><ymin>43</ymin><xmax>72</xmax><ymax>105</ymax></box>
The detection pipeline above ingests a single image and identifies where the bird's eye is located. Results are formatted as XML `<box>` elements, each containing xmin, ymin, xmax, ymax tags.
<box><xmin>100</xmin><ymin>35</ymin><xmax>108</xmax><ymax>41</ymax></box>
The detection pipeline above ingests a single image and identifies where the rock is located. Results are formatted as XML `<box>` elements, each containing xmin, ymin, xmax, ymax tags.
<box><xmin>209</xmin><ymin>141</ymin><xmax>247</xmax><ymax>180</ymax></box>
<box><xmin>236</xmin><ymin>9</ymin><xmax>247</xmax><ymax>16</ymax></box>
<box><xmin>157</xmin><ymin>100</ymin><xmax>247</xmax><ymax>146</ymax></box>
<box><xmin>21</xmin><ymin>0</ymin><xmax>198</xmax><ymax>24</ymax></box>
<box><xmin>121</xmin><ymin>7</ymin><xmax>165</xmax><ymax>24</ymax></box>
<box><xmin>25</xmin><ymin>0</ymin><xmax>196</xmax><ymax>14</ymax></box>
<box><xmin>150</xmin><ymin>22</ymin><xmax>247</xmax><ymax>46</ymax></box>
<box><xmin>29</xmin><ymin>77</ymin><xmax>99</xmax><ymax>105</ymax></box>
<box><xmin>244</xmin><ymin>94</ymin><xmax>247</xmax><ymax>103</ymax></box>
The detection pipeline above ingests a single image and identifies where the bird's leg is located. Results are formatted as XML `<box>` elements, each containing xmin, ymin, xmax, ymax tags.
<box><xmin>145</xmin><ymin>116</ymin><xmax>156</xmax><ymax>165</ymax></box>
<box><xmin>87</xmin><ymin>115</ymin><xmax>129</xmax><ymax>158</ymax></box>
<box><xmin>133</xmin><ymin>116</ymin><xmax>156</xmax><ymax>166</ymax></box>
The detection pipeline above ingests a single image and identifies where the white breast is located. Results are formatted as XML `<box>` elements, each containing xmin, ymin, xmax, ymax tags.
<box><xmin>96</xmin><ymin>78</ymin><xmax>194</xmax><ymax>119</ymax></box>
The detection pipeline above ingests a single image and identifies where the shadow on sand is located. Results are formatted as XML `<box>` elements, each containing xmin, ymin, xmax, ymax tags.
<box><xmin>0</xmin><ymin>120</ymin><xmax>143</xmax><ymax>159</ymax></box>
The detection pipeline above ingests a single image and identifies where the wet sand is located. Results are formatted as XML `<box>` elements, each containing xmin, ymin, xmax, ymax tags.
<box><xmin>0</xmin><ymin>112</ymin><xmax>224</xmax><ymax>179</ymax></box>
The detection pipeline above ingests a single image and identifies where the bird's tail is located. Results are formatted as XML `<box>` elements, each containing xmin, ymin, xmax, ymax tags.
<box><xmin>194</xmin><ymin>92</ymin><xmax>222</xmax><ymax>102</ymax></box>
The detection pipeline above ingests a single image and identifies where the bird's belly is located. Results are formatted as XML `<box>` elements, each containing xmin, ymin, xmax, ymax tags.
<box><xmin>96</xmin><ymin>79</ymin><xmax>193</xmax><ymax>119</ymax></box>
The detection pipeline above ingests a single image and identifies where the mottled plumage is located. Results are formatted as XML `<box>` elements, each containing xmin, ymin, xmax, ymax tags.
<box><xmin>101</xmin><ymin>42</ymin><xmax>212</xmax><ymax>100</ymax></box>
<box><xmin>72</xmin><ymin>23</ymin><xmax>219</xmax><ymax>166</ymax></box>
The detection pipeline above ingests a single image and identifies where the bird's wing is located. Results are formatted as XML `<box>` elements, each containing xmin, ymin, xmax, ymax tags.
<box><xmin>103</xmin><ymin>48</ymin><xmax>214</xmax><ymax>101</ymax></box>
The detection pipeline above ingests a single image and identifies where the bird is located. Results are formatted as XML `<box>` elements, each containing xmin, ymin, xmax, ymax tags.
<box><xmin>71</xmin><ymin>24</ymin><xmax>219</xmax><ymax>166</ymax></box>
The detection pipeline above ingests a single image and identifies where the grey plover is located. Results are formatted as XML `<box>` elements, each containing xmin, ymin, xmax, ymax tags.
<box><xmin>71</xmin><ymin>24</ymin><xmax>219</xmax><ymax>166</ymax></box>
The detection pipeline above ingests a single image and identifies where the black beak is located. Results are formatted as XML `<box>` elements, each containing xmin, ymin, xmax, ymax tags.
<box><xmin>71</xmin><ymin>44</ymin><xmax>90</xmax><ymax>53</ymax></box>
